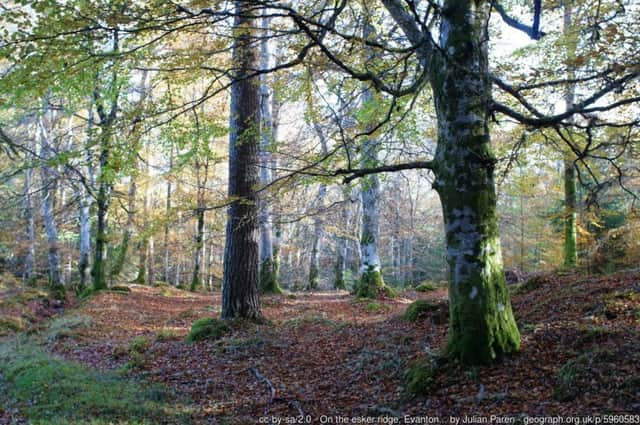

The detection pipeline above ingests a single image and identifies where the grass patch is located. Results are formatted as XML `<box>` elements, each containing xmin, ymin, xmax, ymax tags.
<box><xmin>46</xmin><ymin>315</ymin><xmax>92</xmax><ymax>342</ymax></box>
<box><xmin>364</xmin><ymin>302</ymin><xmax>384</xmax><ymax>313</ymax></box>
<box><xmin>0</xmin><ymin>316</ymin><xmax>25</xmax><ymax>336</ymax></box>
<box><xmin>128</xmin><ymin>336</ymin><xmax>150</xmax><ymax>353</ymax></box>
<box><xmin>185</xmin><ymin>318</ymin><xmax>229</xmax><ymax>343</ymax></box>
<box><xmin>155</xmin><ymin>328</ymin><xmax>179</xmax><ymax>342</ymax></box>
<box><xmin>0</xmin><ymin>343</ymin><xmax>192</xmax><ymax>424</ymax></box>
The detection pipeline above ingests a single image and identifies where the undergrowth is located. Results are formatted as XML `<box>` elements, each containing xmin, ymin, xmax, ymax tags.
<box><xmin>0</xmin><ymin>341</ymin><xmax>192</xmax><ymax>424</ymax></box>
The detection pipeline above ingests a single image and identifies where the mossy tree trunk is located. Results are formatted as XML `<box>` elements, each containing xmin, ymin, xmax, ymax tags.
<box><xmin>221</xmin><ymin>1</ymin><xmax>262</xmax><ymax>320</ymax></box>
<box><xmin>92</xmin><ymin>136</ymin><xmax>111</xmax><ymax>292</ymax></box>
<box><xmin>429</xmin><ymin>0</ymin><xmax>520</xmax><ymax>364</ymax></box>
<box><xmin>355</xmin><ymin>21</ymin><xmax>394</xmax><ymax>299</ymax></box>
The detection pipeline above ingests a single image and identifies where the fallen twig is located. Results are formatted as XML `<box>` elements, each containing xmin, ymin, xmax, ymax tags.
<box><xmin>249</xmin><ymin>367</ymin><xmax>305</xmax><ymax>418</ymax></box>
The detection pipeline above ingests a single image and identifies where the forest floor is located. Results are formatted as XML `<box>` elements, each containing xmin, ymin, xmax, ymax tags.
<box><xmin>0</xmin><ymin>270</ymin><xmax>639</xmax><ymax>424</ymax></box>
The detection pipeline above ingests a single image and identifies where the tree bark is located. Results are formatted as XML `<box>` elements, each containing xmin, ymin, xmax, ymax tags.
<box><xmin>308</xmin><ymin>123</ymin><xmax>328</xmax><ymax>290</ymax></box>
<box><xmin>221</xmin><ymin>1</ymin><xmax>262</xmax><ymax>320</ymax></box>
<box><xmin>258</xmin><ymin>13</ymin><xmax>281</xmax><ymax>294</ymax></box>
<box><xmin>163</xmin><ymin>148</ymin><xmax>173</xmax><ymax>283</ymax></box>
<box><xmin>563</xmin><ymin>1</ymin><xmax>578</xmax><ymax>268</ymax></box>
<box><xmin>429</xmin><ymin>0</ymin><xmax>520</xmax><ymax>364</ymax></box>
<box><xmin>22</xmin><ymin>155</ymin><xmax>36</xmax><ymax>286</ymax></box>
<box><xmin>38</xmin><ymin>112</ymin><xmax>64</xmax><ymax>298</ymax></box>
<box><xmin>92</xmin><ymin>133</ymin><xmax>111</xmax><ymax>291</ymax></box>
<box><xmin>355</xmin><ymin>25</ymin><xmax>393</xmax><ymax>298</ymax></box>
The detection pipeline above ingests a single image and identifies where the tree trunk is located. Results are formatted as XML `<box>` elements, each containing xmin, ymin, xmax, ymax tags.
<box><xmin>38</xmin><ymin>114</ymin><xmax>64</xmax><ymax>298</ymax></box>
<box><xmin>23</xmin><ymin>162</ymin><xmax>36</xmax><ymax>286</ymax></box>
<box><xmin>355</xmin><ymin>68</ymin><xmax>392</xmax><ymax>297</ymax></box>
<box><xmin>112</xmin><ymin>172</ymin><xmax>137</xmax><ymax>280</ymax></box>
<box><xmin>308</xmin><ymin>123</ymin><xmax>328</xmax><ymax>290</ymax></box>
<box><xmin>563</xmin><ymin>1</ymin><xmax>578</xmax><ymax>268</ymax></box>
<box><xmin>221</xmin><ymin>1</ymin><xmax>262</xmax><ymax>320</ymax></box>
<box><xmin>430</xmin><ymin>0</ymin><xmax>520</xmax><ymax>364</ymax></box>
<box><xmin>334</xmin><ymin>190</ymin><xmax>351</xmax><ymax>290</ymax></box>
<box><xmin>78</xmin><ymin>187</ymin><xmax>92</xmax><ymax>291</ymax></box>
<box><xmin>163</xmin><ymin>149</ymin><xmax>173</xmax><ymax>283</ymax></box>
<box><xmin>191</xmin><ymin>207</ymin><xmax>205</xmax><ymax>291</ymax></box>
<box><xmin>92</xmin><ymin>131</ymin><xmax>111</xmax><ymax>291</ymax></box>
<box><xmin>258</xmin><ymin>13</ymin><xmax>281</xmax><ymax>294</ymax></box>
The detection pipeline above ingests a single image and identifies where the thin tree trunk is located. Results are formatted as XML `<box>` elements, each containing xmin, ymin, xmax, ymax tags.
<box><xmin>23</xmin><ymin>160</ymin><xmax>36</xmax><ymax>286</ymax></box>
<box><xmin>308</xmin><ymin>123</ymin><xmax>328</xmax><ymax>290</ymax></box>
<box><xmin>258</xmin><ymin>13</ymin><xmax>281</xmax><ymax>293</ymax></box>
<box><xmin>111</xmin><ymin>172</ymin><xmax>137</xmax><ymax>280</ymax></box>
<box><xmin>163</xmin><ymin>149</ymin><xmax>173</xmax><ymax>283</ymax></box>
<box><xmin>38</xmin><ymin>111</ymin><xmax>64</xmax><ymax>298</ymax></box>
<box><xmin>355</xmin><ymin>24</ymin><xmax>392</xmax><ymax>298</ymax></box>
<box><xmin>92</xmin><ymin>135</ymin><xmax>111</xmax><ymax>291</ymax></box>
<box><xmin>221</xmin><ymin>1</ymin><xmax>262</xmax><ymax>320</ymax></box>
<box><xmin>191</xmin><ymin>207</ymin><xmax>205</xmax><ymax>291</ymax></box>
<box><xmin>563</xmin><ymin>1</ymin><xmax>578</xmax><ymax>268</ymax></box>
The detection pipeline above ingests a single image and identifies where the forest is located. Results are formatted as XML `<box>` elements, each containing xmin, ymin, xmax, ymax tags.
<box><xmin>0</xmin><ymin>0</ymin><xmax>639</xmax><ymax>423</ymax></box>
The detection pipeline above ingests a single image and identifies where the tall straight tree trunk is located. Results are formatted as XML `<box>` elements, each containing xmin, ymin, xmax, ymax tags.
<box><xmin>38</xmin><ymin>112</ymin><xmax>64</xmax><ymax>298</ymax></box>
<box><xmin>78</xmin><ymin>190</ymin><xmax>92</xmax><ymax>291</ymax></box>
<box><xmin>92</xmin><ymin>135</ymin><xmax>111</xmax><ymax>291</ymax></box>
<box><xmin>163</xmin><ymin>148</ymin><xmax>173</xmax><ymax>283</ymax></box>
<box><xmin>191</xmin><ymin>207</ymin><xmax>205</xmax><ymax>291</ymax></box>
<box><xmin>308</xmin><ymin>123</ymin><xmax>328</xmax><ymax>290</ymax></box>
<box><xmin>563</xmin><ymin>1</ymin><xmax>578</xmax><ymax>268</ymax></box>
<box><xmin>334</xmin><ymin>189</ymin><xmax>352</xmax><ymax>290</ymax></box>
<box><xmin>258</xmin><ymin>13</ymin><xmax>282</xmax><ymax>294</ymax></box>
<box><xmin>429</xmin><ymin>0</ymin><xmax>520</xmax><ymax>364</ymax></box>
<box><xmin>23</xmin><ymin>157</ymin><xmax>36</xmax><ymax>286</ymax></box>
<box><xmin>111</xmin><ymin>171</ymin><xmax>137</xmax><ymax>280</ymax></box>
<box><xmin>135</xmin><ymin>166</ymin><xmax>149</xmax><ymax>285</ymax></box>
<box><xmin>355</xmin><ymin>24</ymin><xmax>394</xmax><ymax>298</ymax></box>
<box><xmin>221</xmin><ymin>1</ymin><xmax>262</xmax><ymax>320</ymax></box>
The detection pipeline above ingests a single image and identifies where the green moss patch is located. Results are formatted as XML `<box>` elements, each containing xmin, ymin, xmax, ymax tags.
<box><xmin>403</xmin><ymin>360</ymin><xmax>435</xmax><ymax>396</ymax></box>
<box><xmin>185</xmin><ymin>318</ymin><xmax>230</xmax><ymax>343</ymax></box>
<box><xmin>403</xmin><ymin>300</ymin><xmax>448</xmax><ymax>324</ymax></box>
<box><xmin>0</xmin><ymin>343</ymin><xmax>192</xmax><ymax>424</ymax></box>
<box><xmin>415</xmin><ymin>281</ymin><xmax>437</xmax><ymax>292</ymax></box>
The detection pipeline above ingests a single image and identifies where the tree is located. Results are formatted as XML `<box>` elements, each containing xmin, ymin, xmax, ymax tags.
<box><xmin>38</xmin><ymin>99</ymin><xmax>65</xmax><ymax>298</ymax></box>
<box><xmin>562</xmin><ymin>1</ymin><xmax>578</xmax><ymax>268</ymax></box>
<box><xmin>221</xmin><ymin>1</ymin><xmax>262</xmax><ymax>320</ymax></box>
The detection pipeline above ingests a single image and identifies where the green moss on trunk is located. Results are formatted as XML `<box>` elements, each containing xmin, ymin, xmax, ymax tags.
<box><xmin>260</xmin><ymin>257</ymin><xmax>282</xmax><ymax>294</ymax></box>
<box><xmin>429</xmin><ymin>0</ymin><xmax>520</xmax><ymax>365</ymax></box>
<box><xmin>307</xmin><ymin>264</ymin><xmax>319</xmax><ymax>290</ymax></box>
<box><xmin>356</xmin><ymin>266</ymin><xmax>396</xmax><ymax>299</ymax></box>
